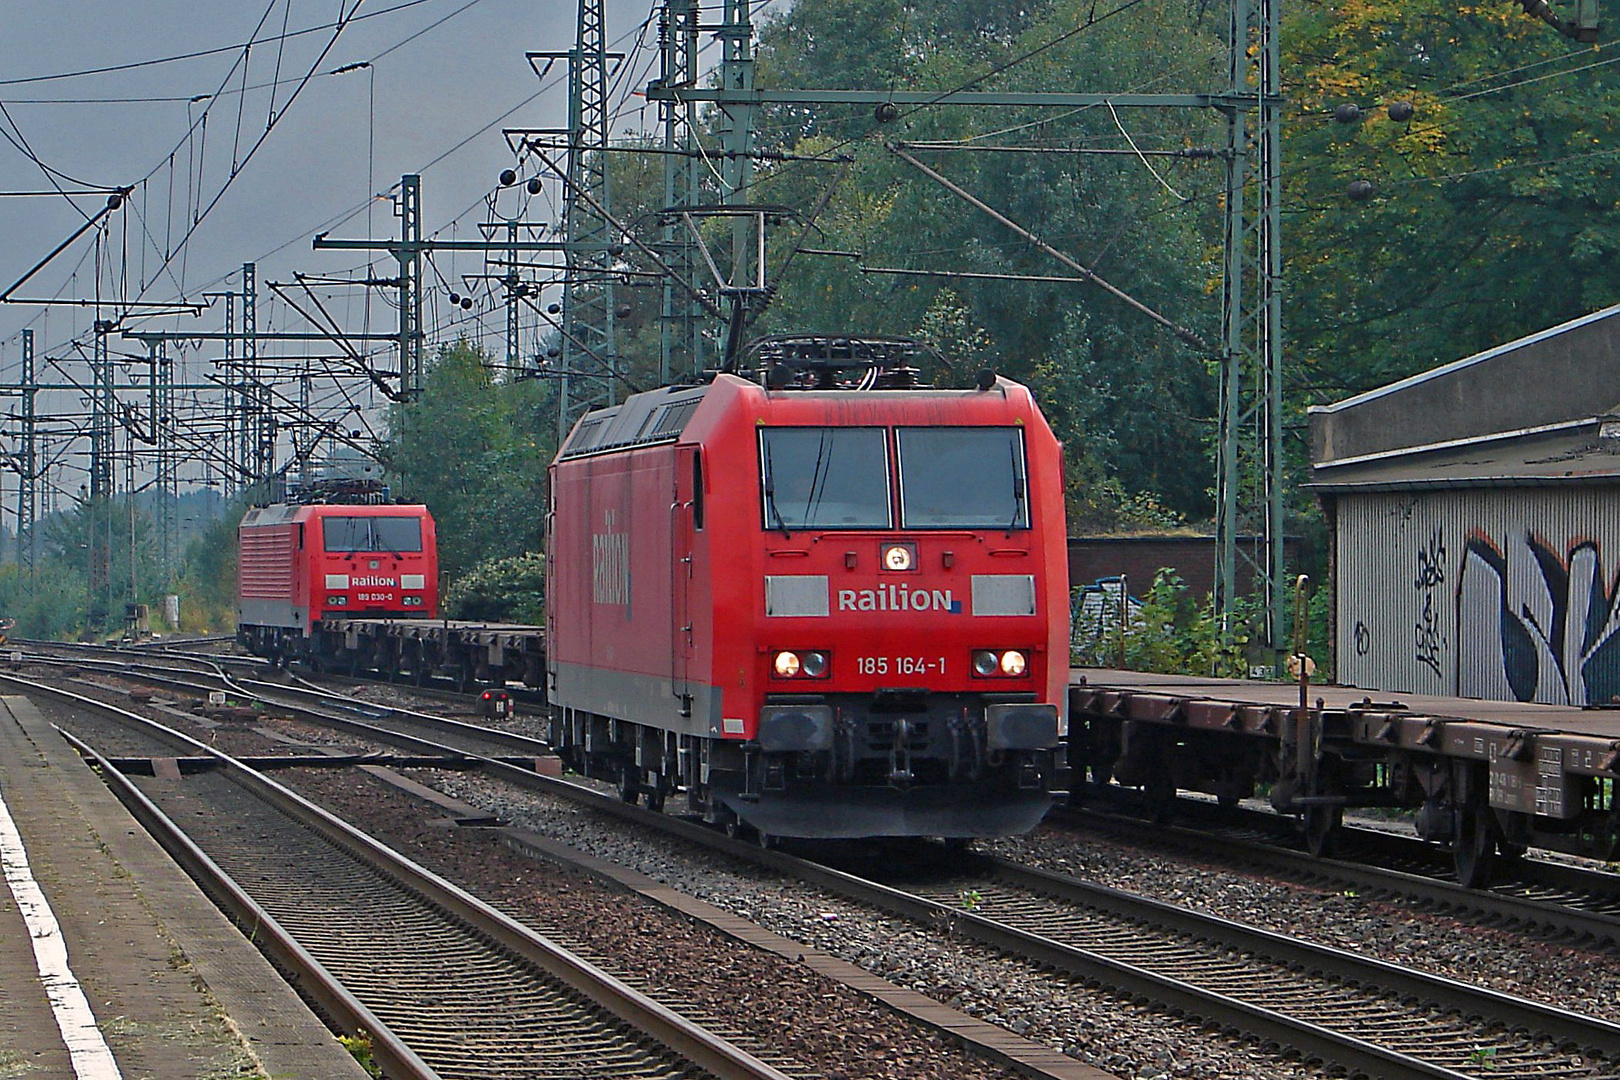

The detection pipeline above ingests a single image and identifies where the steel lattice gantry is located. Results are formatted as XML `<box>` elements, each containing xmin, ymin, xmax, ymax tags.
<box><xmin>557</xmin><ymin>0</ymin><xmax>619</xmax><ymax>433</ymax></box>
<box><xmin>656</xmin><ymin>0</ymin><xmax>705</xmax><ymax>382</ymax></box>
<box><xmin>1216</xmin><ymin>0</ymin><xmax>1285</xmax><ymax>658</ymax></box>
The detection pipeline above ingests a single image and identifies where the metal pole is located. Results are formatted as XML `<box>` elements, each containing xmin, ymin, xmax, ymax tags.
<box><xmin>1214</xmin><ymin>0</ymin><xmax>1284</xmax><ymax>662</ymax></box>
<box><xmin>658</xmin><ymin>0</ymin><xmax>702</xmax><ymax>383</ymax></box>
<box><xmin>558</xmin><ymin>0</ymin><xmax>619</xmax><ymax>433</ymax></box>
<box><xmin>507</xmin><ymin>220</ymin><xmax>520</xmax><ymax>376</ymax></box>
<box><xmin>398</xmin><ymin>175</ymin><xmax>424</xmax><ymax>399</ymax></box>
<box><xmin>18</xmin><ymin>329</ymin><xmax>35</xmax><ymax>575</ymax></box>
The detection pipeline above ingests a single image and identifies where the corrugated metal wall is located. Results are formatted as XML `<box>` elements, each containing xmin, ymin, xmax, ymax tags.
<box><xmin>1336</xmin><ymin>486</ymin><xmax>1620</xmax><ymax>705</ymax></box>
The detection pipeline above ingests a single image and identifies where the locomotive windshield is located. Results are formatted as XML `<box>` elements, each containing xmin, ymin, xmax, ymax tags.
<box><xmin>759</xmin><ymin>427</ymin><xmax>891</xmax><ymax>530</ymax></box>
<box><xmin>322</xmin><ymin>516</ymin><xmax>425</xmax><ymax>553</ymax></box>
<box><xmin>897</xmin><ymin>427</ymin><xmax>1029</xmax><ymax>529</ymax></box>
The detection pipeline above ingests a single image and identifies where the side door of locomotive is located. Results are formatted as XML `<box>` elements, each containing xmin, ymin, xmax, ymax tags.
<box><xmin>671</xmin><ymin>446</ymin><xmax>701</xmax><ymax>716</ymax></box>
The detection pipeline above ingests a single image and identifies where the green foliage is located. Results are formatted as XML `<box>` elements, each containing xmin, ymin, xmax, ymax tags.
<box><xmin>742</xmin><ymin>0</ymin><xmax>1227</xmax><ymax>524</ymax></box>
<box><xmin>0</xmin><ymin>561</ymin><xmax>91</xmax><ymax>640</ymax></box>
<box><xmin>443</xmin><ymin>551</ymin><xmax>546</xmax><ymax>624</ymax></box>
<box><xmin>1284</xmin><ymin>0</ymin><xmax>1620</xmax><ymax>402</ymax></box>
<box><xmin>174</xmin><ymin>506</ymin><xmax>248</xmax><ymax>633</ymax></box>
<box><xmin>337</xmin><ymin>1031</ymin><xmax>383</xmax><ymax>1079</ymax></box>
<box><xmin>1117</xmin><ymin>570</ymin><xmax>1249</xmax><ymax>677</ymax></box>
<box><xmin>381</xmin><ymin>340</ymin><xmax>552</xmax><ymax>583</ymax></box>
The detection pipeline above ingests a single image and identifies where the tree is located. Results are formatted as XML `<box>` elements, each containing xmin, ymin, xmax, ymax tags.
<box><xmin>1283</xmin><ymin>0</ymin><xmax>1620</xmax><ymax>403</ymax></box>
<box><xmin>740</xmin><ymin>0</ymin><xmax>1230</xmax><ymax>525</ymax></box>
<box><xmin>382</xmin><ymin>340</ymin><xmax>552</xmax><ymax>581</ymax></box>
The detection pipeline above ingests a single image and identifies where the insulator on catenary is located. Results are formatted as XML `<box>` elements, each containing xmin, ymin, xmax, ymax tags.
<box><xmin>499</xmin><ymin>168</ymin><xmax>518</xmax><ymax>187</ymax></box>
<box><xmin>448</xmin><ymin>292</ymin><xmax>461</xmax><ymax>305</ymax></box>
<box><xmin>1333</xmin><ymin>102</ymin><xmax>1362</xmax><ymax>124</ymax></box>
<box><xmin>460</xmin><ymin>297</ymin><xmax>474</xmax><ymax>310</ymax></box>
<box><xmin>526</xmin><ymin>178</ymin><xmax>543</xmax><ymax>195</ymax></box>
<box><xmin>1347</xmin><ymin>179</ymin><xmax>1376</xmax><ymax>201</ymax></box>
<box><xmin>547</xmin><ymin>303</ymin><xmax>561</xmax><ymax>315</ymax></box>
<box><xmin>1388</xmin><ymin>100</ymin><xmax>1415</xmax><ymax>122</ymax></box>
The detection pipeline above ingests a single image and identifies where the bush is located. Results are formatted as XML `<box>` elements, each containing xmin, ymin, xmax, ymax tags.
<box><xmin>1110</xmin><ymin>569</ymin><xmax>1249</xmax><ymax>678</ymax></box>
<box><xmin>443</xmin><ymin>551</ymin><xmax>545</xmax><ymax>624</ymax></box>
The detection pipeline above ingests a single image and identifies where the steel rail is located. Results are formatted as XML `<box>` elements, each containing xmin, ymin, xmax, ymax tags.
<box><xmin>32</xmin><ymin>657</ymin><xmax>550</xmax><ymax>762</ymax></box>
<box><xmin>13</xmin><ymin>672</ymin><xmax>797</xmax><ymax>1080</ymax></box>
<box><xmin>1055</xmin><ymin>801</ymin><xmax>1620</xmax><ymax>944</ymax></box>
<box><xmin>967</xmin><ymin>852</ymin><xmax>1620</xmax><ymax>1058</ymax></box>
<box><xmin>56</xmin><ymin>727</ymin><xmax>442</xmax><ymax>1080</ymax></box>
<box><xmin>53</xmin><ymin>643</ymin><xmax>1620</xmax><ymax>946</ymax></box>
<box><xmin>40</xmin><ymin>656</ymin><xmax>1620</xmax><ymax>1075</ymax></box>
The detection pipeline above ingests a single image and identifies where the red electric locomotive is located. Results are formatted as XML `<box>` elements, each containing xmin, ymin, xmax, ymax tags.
<box><xmin>546</xmin><ymin>338</ymin><xmax>1068</xmax><ymax>840</ymax></box>
<box><xmin>237</xmin><ymin>503</ymin><xmax>439</xmax><ymax>660</ymax></box>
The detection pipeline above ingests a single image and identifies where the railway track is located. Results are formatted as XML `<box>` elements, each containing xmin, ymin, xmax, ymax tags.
<box><xmin>28</xmin><ymin>643</ymin><xmax>1620</xmax><ymax>1076</ymax></box>
<box><xmin>833</xmin><ymin>848</ymin><xmax>1620</xmax><ymax>1078</ymax></box>
<box><xmin>34</xmin><ymin>640</ymin><xmax>1620</xmax><ymax>946</ymax></box>
<box><xmin>1055</xmin><ymin>799</ymin><xmax>1620</xmax><ymax>945</ymax></box>
<box><xmin>19</xmin><ymin>673</ymin><xmax>799</xmax><ymax>1080</ymax></box>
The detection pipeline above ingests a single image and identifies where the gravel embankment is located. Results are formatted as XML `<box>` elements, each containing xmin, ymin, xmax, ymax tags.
<box><xmin>424</xmin><ymin>770</ymin><xmax>1325</xmax><ymax>1080</ymax></box>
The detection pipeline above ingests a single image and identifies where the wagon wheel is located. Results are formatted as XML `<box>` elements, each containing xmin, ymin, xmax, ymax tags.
<box><xmin>643</xmin><ymin>774</ymin><xmax>667</xmax><ymax>813</ymax></box>
<box><xmin>1453</xmin><ymin>801</ymin><xmax>1496</xmax><ymax>889</ymax></box>
<box><xmin>1303</xmin><ymin>805</ymin><xmax>1342</xmax><ymax>858</ymax></box>
<box><xmin>617</xmin><ymin>763</ymin><xmax>641</xmax><ymax>805</ymax></box>
<box><xmin>1143</xmin><ymin>769</ymin><xmax>1176</xmax><ymax>823</ymax></box>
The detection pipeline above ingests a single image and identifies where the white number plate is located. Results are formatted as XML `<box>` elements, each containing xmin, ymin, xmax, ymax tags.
<box><xmin>856</xmin><ymin>656</ymin><xmax>945</xmax><ymax>676</ymax></box>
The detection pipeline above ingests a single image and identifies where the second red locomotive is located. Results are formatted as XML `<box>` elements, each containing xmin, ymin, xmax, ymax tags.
<box><xmin>237</xmin><ymin>502</ymin><xmax>440</xmax><ymax>661</ymax></box>
<box><xmin>546</xmin><ymin>338</ymin><xmax>1069</xmax><ymax>840</ymax></box>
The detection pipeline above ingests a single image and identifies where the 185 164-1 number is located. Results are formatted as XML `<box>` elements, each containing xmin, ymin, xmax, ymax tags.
<box><xmin>856</xmin><ymin>656</ymin><xmax>944</xmax><ymax>676</ymax></box>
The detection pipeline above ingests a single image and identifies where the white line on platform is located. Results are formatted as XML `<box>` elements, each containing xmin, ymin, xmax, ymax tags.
<box><xmin>0</xmin><ymin>784</ymin><xmax>124</xmax><ymax>1080</ymax></box>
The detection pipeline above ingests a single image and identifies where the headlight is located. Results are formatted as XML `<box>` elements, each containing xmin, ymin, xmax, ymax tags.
<box><xmin>881</xmin><ymin>542</ymin><xmax>915</xmax><ymax>571</ymax></box>
<box><xmin>972</xmin><ymin>649</ymin><xmax>1030</xmax><ymax>677</ymax></box>
<box><xmin>772</xmin><ymin>650</ymin><xmax>830</xmax><ymax>679</ymax></box>
<box><xmin>326</xmin><ymin>594</ymin><xmax>348</xmax><ymax>606</ymax></box>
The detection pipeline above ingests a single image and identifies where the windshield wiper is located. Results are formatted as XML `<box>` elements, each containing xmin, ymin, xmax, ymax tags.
<box><xmin>1005</xmin><ymin>441</ymin><xmax>1025</xmax><ymax>534</ymax></box>
<box><xmin>763</xmin><ymin>443</ymin><xmax>792</xmax><ymax>536</ymax></box>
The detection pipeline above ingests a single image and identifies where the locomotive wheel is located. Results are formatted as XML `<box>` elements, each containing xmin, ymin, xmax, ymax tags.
<box><xmin>1303</xmin><ymin>805</ymin><xmax>1342</xmax><ymax>858</ymax></box>
<box><xmin>617</xmin><ymin>764</ymin><xmax>641</xmax><ymax>805</ymax></box>
<box><xmin>1453</xmin><ymin>802</ymin><xmax>1495</xmax><ymax>888</ymax></box>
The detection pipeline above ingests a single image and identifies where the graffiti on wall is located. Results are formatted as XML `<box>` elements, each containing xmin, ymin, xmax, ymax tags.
<box><xmin>1070</xmin><ymin>577</ymin><xmax>1143</xmax><ymax>664</ymax></box>
<box><xmin>1413</xmin><ymin>527</ymin><xmax>1447</xmax><ymax>678</ymax></box>
<box><xmin>1456</xmin><ymin>531</ymin><xmax>1620</xmax><ymax>706</ymax></box>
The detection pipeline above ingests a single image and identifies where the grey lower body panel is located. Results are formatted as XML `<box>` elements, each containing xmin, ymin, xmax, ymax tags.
<box><xmin>550</xmin><ymin>659</ymin><xmax>722</xmax><ymax>740</ymax></box>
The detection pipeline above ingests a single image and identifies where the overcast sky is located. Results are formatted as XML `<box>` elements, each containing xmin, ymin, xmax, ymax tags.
<box><xmin>0</xmin><ymin>0</ymin><xmax>669</xmax><ymax>500</ymax></box>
